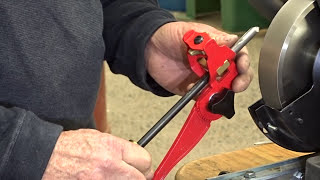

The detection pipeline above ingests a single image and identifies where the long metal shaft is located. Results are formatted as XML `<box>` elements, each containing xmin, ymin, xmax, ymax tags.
<box><xmin>137</xmin><ymin>27</ymin><xmax>259</xmax><ymax>147</ymax></box>
<box><xmin>138</xmin><ymin>74</ymin><xmax>209</xmax><ymax>147</ymax></box>
<box><xmin>231</xmin><ymin>27</ymin><xmax>260</xmax><ymax>53</ymax></box>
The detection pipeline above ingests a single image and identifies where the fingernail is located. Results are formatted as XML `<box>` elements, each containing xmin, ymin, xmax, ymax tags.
<box><xmin>224</xmin><ymin>35</ymin><xmax>238</xmax><ymax>42</ymax></box>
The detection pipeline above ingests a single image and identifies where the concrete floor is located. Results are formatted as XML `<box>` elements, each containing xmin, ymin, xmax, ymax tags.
<box><xmin>105</xmin><ymin>12</ymin><xmax>270</xmax><ymax>179</ymax></box>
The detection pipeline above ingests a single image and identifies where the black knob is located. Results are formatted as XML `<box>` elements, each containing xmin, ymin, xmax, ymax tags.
<box><xmin>194</xmin><ymin>35</ymin><xmax>204</xmax><ymax>44</ymax></box>
<box><xmin>208</xmin><ymin>89</ymin><xmax>235</xmax><ymax>119</ymax></box>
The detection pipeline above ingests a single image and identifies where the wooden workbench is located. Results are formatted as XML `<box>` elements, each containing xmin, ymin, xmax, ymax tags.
<box><xmin>175</xmin><ymin>143</ymin><xmax>309</xmax><ymax>180</ymax></box>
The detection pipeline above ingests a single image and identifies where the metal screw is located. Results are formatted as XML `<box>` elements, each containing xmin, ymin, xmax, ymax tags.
<box><xmin>244</xmin><ymin>171</ymin><xmax>256</xmax><ymax>179</ymax></box>
<box><xmin>292</xmin><ymin>171</ymin><xmax>304</xmax><ymax>180</ymax></box>
<box><xmin>194</xmin><ymin>35</ymin><xmax>204</xmax><ymax>44</ymax></box>
<box><xmin>296</xmin><ymin>118</ymin><xmax>304</xmax><ymax>124</ymax></box>
<box><xmin>267</xmin><ymin>123</ymin><xmax>278</xmax><ymax>131</ymax></box>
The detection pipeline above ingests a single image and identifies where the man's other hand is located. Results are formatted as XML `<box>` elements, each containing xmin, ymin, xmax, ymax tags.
<box><xmin>145</xmin><ymin>22</ymin><xmax>253</xmax><ymax>96</ymax></box>
<box><xmin>43</xmin><ymin>129</ymin><xmax>153</xmax><ymax>180</ymax></box>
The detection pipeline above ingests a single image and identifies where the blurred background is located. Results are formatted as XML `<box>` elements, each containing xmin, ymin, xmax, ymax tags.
<box><xmin>105</xmin><ymin>0</ymin><xmax>272</xmax><ymax>179</ymax></box>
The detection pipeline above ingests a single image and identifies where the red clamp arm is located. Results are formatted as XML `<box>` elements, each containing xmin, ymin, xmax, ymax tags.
<box><xmin>152</xmin><ymin>30</ymin><xmax>238</xmax><ymax>180</ymax></box>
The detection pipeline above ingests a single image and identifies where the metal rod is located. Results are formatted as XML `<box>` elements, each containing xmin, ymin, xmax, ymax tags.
<box><xmin>231</xmin><ymin>27</ymin><xmax>260</xmax><ymax>53</ymax></box>
<box><xmin>137</xmin><ymin>27</ymin><xmax>260</xmax><ymax>147</ymax></box>
<box><xmin>138</xmin><ymin>74</ymin><xmax>209</xmax><ymax>147</ymax></box>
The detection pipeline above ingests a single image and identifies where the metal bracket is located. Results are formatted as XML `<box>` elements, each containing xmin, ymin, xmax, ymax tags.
<box><xmin>207</xmin><ymin>153</ymin><xmax>318</xmax><ymax>180</ymax></box>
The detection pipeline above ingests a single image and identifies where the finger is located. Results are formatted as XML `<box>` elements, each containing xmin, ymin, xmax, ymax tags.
<box><xmin>187</xmin><ymin>22</ymin><xmax>238</xmax><ymax>47</ymax></box>
<box><xmin>232</xmin><ymin>67</ymin><xmax>254</xmax><ymax>93</ymax></box>
<box><xmin>121</xmin><ymin>140</ymin><xmax>152</xmax><ymax>176</ymax></box>
<box><xmin>176</xmin><ymin>72</ymin><xmax>200</xmax><ymax>96</ymax></box>
<box><xmin>185</xmin><ymin>82</ymin><xmax>200</xmax><ymax>101</ymax></box>
<box><xmin>186</xmin><ymin>82</ymin><xmax>196</xmax><ymax>92</ymax></box>
<box><xmin>112</xmin><ymin>161</ymin><xmax>146</xmax><ymax>180</ymax></box>
<box><xmin>76</xmin><ymin>160</ymin><xmax>146</xmax><ymax>180</ymax></box>
<box><xmin>215</xmin><ymin>34</ymin><xmax>238</xmax><ymax>47</ymax></box>
<box><xmin>145</xmin><ymin>168</ymin><xmax>154</xmax><ymax>180</ymax></box>
<box><xmin>120</xmin><ymin>161</ymin><xmax>146</xmax><ymax>180</ymax></box>
<box><xmin>236</xmin><ymin>47</ymin><xmax>250</xmax><ymax>74</ymax></box>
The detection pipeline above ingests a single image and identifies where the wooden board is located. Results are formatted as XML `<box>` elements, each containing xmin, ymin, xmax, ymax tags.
<box><xmin>175</xmin><ymin>143</ymin><xmax>309</xmax><ymax>180</ymax></box>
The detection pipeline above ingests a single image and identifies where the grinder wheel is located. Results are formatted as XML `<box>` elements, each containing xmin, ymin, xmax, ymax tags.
<box><xmin>259</xmin><ymin>0</ymin><xmax>320</xmax><ymax>110</ymax></box>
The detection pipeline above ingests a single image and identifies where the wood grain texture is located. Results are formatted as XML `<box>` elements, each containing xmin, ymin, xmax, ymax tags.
<box><xmin>175</xmin><ymin>143</ymin><xmax>309</xmax><ymax>180</ymax></box>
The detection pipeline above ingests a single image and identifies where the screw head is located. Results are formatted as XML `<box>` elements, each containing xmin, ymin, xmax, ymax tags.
<box><xmin>292</xmin><ymin>171</ymin><xmax>304</xmax><ymax>180</ymax></box>
<box><xmin>244</xmin><ymin>171</ymin><xmax>256</xmax><ymax>178</ymax></box>
<box><xmin>194</xmin><ymin>35</ymin><xmax>204</xmax><ymax>44</ymax></box>
<box><xmin>296</xmin><ymin>118</ymin><xmax>304</xmax><ymax>124</ymax></box>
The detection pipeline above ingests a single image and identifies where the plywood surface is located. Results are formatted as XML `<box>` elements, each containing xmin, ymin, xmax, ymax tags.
<box><xmin>175</xmin><ymin>143</ymin><xmax>309</xmax><ymax>180</ymax></box>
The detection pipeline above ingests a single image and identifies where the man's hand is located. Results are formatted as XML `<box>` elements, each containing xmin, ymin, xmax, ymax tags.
<box><xmin>145</xmin><ymin>22</ymin><xmax>253</xmax><ymax>96</ymax></box>
<box><xmin>43</xmin><ymin>129</ymin><xmax>153</xmax><ymax>180</ymax></box>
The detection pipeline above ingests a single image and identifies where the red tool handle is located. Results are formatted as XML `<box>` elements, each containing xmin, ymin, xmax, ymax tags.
<box><xmin>152</xmin><ymin>86</ymin><xmax>221</xmax><ymax>180</ymax></box>
<box><xmin>153</xmin><ymin>108</ymin><xmax>211</xmax><ymax>180</ymax></box>
<box><xmin>152</xmin><ymin>30</ymin><xmax>238</xmax><ymax>180</ymax></box>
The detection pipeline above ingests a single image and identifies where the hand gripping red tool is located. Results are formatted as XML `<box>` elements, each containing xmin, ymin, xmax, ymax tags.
<box><xmin>137</xmin><ymin>27</ymin><xmax>259</xmax><ymax>180</ymax></box>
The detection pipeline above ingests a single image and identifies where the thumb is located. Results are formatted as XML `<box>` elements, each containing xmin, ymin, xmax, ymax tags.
<box><xmin>215</xmin><ymin>34</ymin><xmax>238</xmax><ymax>47</ymax></box>
<box><xmin>121</xmin><ymin>140</ymin><xmax>152</xmax><ymax>176</ymax></box>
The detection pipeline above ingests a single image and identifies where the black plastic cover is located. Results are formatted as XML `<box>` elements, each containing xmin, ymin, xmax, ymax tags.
<box><xmin>248</xmin><ymin>50</ymin><xmax>320</xmax><ymax>152</ymax></box>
